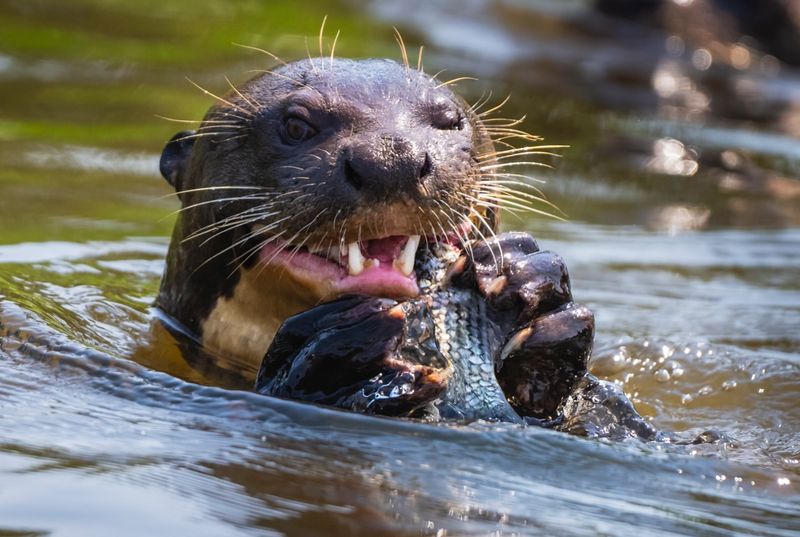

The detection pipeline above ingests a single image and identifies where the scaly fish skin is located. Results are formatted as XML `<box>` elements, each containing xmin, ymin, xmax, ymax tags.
<box><xmin>413</xmin><ymin>242</ymin><xmax>522</xmax><ymax>422</ymax></box>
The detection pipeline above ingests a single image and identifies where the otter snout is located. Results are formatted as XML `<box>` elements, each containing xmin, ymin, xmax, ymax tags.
<box><xmin>342</xmin><ymin>133</ymin><xmax>432</xmax><ymax>202</ymax></box>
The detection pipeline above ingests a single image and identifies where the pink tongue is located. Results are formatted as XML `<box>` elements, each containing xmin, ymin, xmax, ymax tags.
<box><xmin>362</xmin><ymin>235</ymin><xmax>408</xmax><ymax>263</ymax></box>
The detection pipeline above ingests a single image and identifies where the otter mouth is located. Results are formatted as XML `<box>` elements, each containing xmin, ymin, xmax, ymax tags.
<box><xmin>256</xmin><ymin>228</ymin><xmax>428</xmax><ymax>298</ymax></box>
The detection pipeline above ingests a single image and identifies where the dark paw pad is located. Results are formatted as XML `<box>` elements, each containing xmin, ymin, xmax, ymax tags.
<box><xmin>452</xmin><ymin>234</ymin><xmax>573</xmax><ymax>327</ymax></box>
<box><xmin>256</xmin><ymin>295</ymin><xmax>447</xmax><ymax>416</ymax></box>
<box><xmin>496</xmin><ymin>303</ymin><xmax>595</xmax><ymax>419</ymax></box>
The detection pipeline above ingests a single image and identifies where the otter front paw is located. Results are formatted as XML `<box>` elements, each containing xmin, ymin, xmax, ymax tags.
<box><xmin>450</xmin><ymin>232</ymin><xmax>573</xmax><ymax>327</ymax></box>
<box><xmin>256</xmin><ymin>295</ymin><xmax>447</xmax><ymax>415</ymax></box>
<box><xmin>450</xmin><ymin>232</ymin><xmax>595</xmax><ymax>420</ymax></box>
<box><xmin>497</xmin><ymin>303</ymin><xmax>594</xmax><ymax>420</ymax></box>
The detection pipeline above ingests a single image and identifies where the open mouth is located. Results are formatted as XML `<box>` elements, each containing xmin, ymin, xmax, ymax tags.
<box><xmin>255</xmin><ymin>228</ymin><xmax>428</xmax><ymax>298</ymax></box>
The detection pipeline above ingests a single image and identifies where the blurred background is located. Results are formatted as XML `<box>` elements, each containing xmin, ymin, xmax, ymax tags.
<box><xmin>2</xmin><ymin>0</ymin><xmax>799</xmax><ymax>241</ymax></box>
<box><xmin>0</xmin><ymin>1</ymin><xmax>798</xmax><ymax>536</ymax></box>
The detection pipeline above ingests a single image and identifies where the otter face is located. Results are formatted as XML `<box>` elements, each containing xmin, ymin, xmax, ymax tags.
<box><xmin>157</xmin><ymin>58</ymin><xmax>499</xmax><ymax>373</ymax></box>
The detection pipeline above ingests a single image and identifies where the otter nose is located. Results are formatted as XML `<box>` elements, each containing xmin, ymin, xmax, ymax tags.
<box><xmin>343</xmin><ymin>134</ymin><xmax>432</xmax><ymax>201</ymax></box>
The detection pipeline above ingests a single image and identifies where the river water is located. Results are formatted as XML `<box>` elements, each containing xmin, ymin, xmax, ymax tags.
<box><xmin>0</xmin><ymin>1</ymin><xmax>798</xmax><ymax>535</ymax></box>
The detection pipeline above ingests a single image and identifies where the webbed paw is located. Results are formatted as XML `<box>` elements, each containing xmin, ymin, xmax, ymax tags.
<box><xmin>497</xmin><ymin>303</ymin><xmax>594</xmax><ymax>419</ymax></box>
<box><xmin>256</xmin><ymin>295</ymin><xmax>447</xmax><ymax>416</ymax></box>
<box><xmin>450</xmin><ymin>232</ymin><xmax>595</xmax><ymax>420</ymax></box>
<box><xmin>556</xmin><ymin>376</ymin><xmax>659</xmax><ymax>441</ymax></box>
<box><xmin>450</xmin><ymin>231</ymin><xmax>573</xmax><ymax>327</ymax></box>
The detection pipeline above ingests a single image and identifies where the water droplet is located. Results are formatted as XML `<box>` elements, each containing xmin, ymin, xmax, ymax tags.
<box><xmin>608</xmin><ymin>353</ymin><xmax>626</xmax><ymax>372</ymax></box>
<box><xmin>721</xmin><ymin>380</ymin><xmax>737</xmax><ymax>391</ymax></box>
<box><xmin>654</xmin><ymin>369</ymin><xmax>671</xmax><ymax>382</ymax></box>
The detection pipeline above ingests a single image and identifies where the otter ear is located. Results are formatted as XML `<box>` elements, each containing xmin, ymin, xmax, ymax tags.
<box><xmin>159</xmin><ymin>131</ymin><xmax>195</xmax><ymax>191</ymax></box>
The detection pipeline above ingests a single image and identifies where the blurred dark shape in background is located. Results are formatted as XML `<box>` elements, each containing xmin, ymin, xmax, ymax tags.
<box><xmin>596</xmin><ymin>0</ymin><xmax>800</xmax><ymax>66</ymax></box>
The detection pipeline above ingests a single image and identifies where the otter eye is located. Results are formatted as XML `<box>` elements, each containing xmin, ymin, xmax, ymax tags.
<box><xmin>432</xmin><ymin>108</ymin><xmax>465</xmax><ymax>131</ymax></box>
<box><xmin>283</xmin><ymin>116</ymin><xmax>316</xmax><ymax>143</ymax></box>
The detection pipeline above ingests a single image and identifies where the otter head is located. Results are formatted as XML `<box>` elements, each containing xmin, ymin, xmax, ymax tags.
<box><xmin>157</xmin><ymin>58</ymin><xmax>499</xmax><ymax>377</ymax></box>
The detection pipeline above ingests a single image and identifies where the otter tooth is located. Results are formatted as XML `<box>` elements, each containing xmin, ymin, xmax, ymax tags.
<box><xmin>347</xmin><ymin>242</ymin><xmax>364</xmax><ymax>275</ymax></box>
<box><xmin>394</xmin><ymin>234</ymin><xmax>420</xmax><ymax>276</ymax></box>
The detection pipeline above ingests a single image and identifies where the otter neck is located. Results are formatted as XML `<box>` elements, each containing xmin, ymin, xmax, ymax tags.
<box><xmin>199</xmin><ymin>265</ymin><xmax>318</xmax><ymax>377</ymax></box>
<box><xmin>156</xmin><ymin>215</ymin><xmax>319</xmax><ymax>379</ymax></box>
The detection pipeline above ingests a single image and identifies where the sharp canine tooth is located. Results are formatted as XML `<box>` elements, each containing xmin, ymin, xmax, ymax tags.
<box><xmin>348</xmin><ymin>242</ymin><xmax>364</xmax><ymax>275</ymax></box>
<box><xmin>395</xmin><ymin>234</ymin><xmax>420</xmax><ymax>276</ymax></box>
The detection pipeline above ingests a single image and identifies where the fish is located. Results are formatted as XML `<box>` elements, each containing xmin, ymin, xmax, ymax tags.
<box><xmin>411</xmin><ymin>242</ymin><xmax>522</xmax><ymax>422</ymax></box>
<box><xmin>255</xmin><ymin>240</ymin><xmax>522</xmax><ymax>422</ymax></box>
<box><xmin>255</xmin><ymin>233</ymin><xmax>659</xmax><ymax>438</ymax></box>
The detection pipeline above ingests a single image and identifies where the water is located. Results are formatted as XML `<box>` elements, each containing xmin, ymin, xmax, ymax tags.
<box><xmin>1</xmin><ymin>0</ymin><xmax>799</xmax><ymax>535</ymax></box>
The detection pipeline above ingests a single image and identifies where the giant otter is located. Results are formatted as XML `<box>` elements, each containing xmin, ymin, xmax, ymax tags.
<box><xmin>157</xmin><ymin>57</ymin><xmax>505</xmax><ymax>378</ymax></box>
<box><xmin>156</xmin><ymin>55</ymin><xmax>655</xmax><ymax>435</ymax></box>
